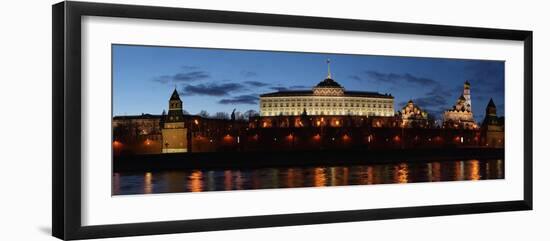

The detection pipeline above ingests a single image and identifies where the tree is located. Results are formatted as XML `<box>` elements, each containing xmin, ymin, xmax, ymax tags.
<box><xmin>243</xmin><ymin>109</ymin><xmax>259</xmax><ymax>120</ymax></box>
<box><xmin>214</xmin><ymin>112</ymin><xmax>230</xmax><ymax>120</ymax></box>
<box><xmin>198</xmin><ymin>110</ymin><xmax>210</xmax><ymax>118</ymax></box>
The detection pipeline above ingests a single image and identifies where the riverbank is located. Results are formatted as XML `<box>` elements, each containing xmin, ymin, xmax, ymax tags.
<box><xmin>113</xmin><ymin>148</ymin><xmax>504</xmax><ymax>172</ymax></box>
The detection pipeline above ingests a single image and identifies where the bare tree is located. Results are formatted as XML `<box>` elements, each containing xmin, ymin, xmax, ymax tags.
<box><xmin>243</xmin><ymin>109</ymin><xmax>259</xmax><ymax>120</ymax></box>
<box><xmin>198</xmin><ymin>110</ymin><xmax>210</xmax><ymax>118</ymax></box>
<box><xmin>214</xmin><ymin>112</ymin><xmax>230</xmax><ymax>120</ymax></box>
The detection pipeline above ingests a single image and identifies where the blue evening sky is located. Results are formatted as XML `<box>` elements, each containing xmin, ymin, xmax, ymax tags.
<box><xmin>113</xmin><ymin>44</ymin><xmax>504</xmax><ymax>122</ymax></box>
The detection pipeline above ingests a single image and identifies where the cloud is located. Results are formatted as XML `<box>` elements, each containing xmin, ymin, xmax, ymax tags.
<box><xmin>365</xmin><ymin>71</ymin><xmax>438</xmax><ymax>86</ymax></box>
<box><xmin>464</xmin><ymin>62</ymin><xmax>505</xmax><ymax>94</ymax></box>
<box><xmin>289</xmin><ymin>85</ymin><xmax>308</xmax><ymax>89</ymax></box>
<box><xmin>348</xmin><ymin>75</ymin><xmax>362</xmax><ymax>81</ymax></box>
<box><xmin>153</xmin><ymin>67</ymin><xmax>210</xmax><ymax>84</ymax></box>
<box><xmin>270</xmin><ymin>87</ymin><xmax>289</xmax><ymax>91</ymax></box>
<box><xmin>244</xmin><ymin>80</ymin><xmax>270</xmax><ymax>87</ymax></box>
<box><xmin>181</xmin><ymin>83</ymin><xmax>246</xmax><ymax>96</ymax></box>
<box><xmin>218</xmin><ymin>95</ymin><xmax>259</xmax><ymax>105</ymax></box>
<box><xmin>270</xmin><ymin>85</ymin><xmax>308</xmax><ymax>92</ymax></box>
<box><xmin>181</xmin><ymin>65</ymin><xmax>199</xmax><ymax>70</ymax></box>
<box><xmin>415</xmin><ymin>95</ymin><xmax>448</xmax><ymax>108</ymax></box>
<box><xmin>240</xmin><ymin>71</ymin><xmax>258</xmax><ymax>78</ymax></box>
<box><xmin>396</xmin><ymin>84</ymin><xmax>451</xmax><ymax>118</ymax></box>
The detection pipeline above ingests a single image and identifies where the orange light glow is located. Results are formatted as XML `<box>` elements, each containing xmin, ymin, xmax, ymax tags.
<box><xmin>314</xmin><ymin>168</ymin><xmax>326</xmax><ymax>187</ymax></box>
<box><xmin>189</xmin><ymin>170</ymin><xmax>203</xmax><ymax>192</ymax></box>
<box><xmin>223</xmin><ymin>134</ymin><xmax>234</xmax><ymax>142</ymax></box>
<box><xmin>469</xmin><ymin>160</ymin><xmax>480</xmax><ymax>181</ymax></box>
<box><xmin>113</xmin><ymin>140</ymin><xmax>122</xmax><ymax>147</ymax></box>
<box><xmin>313</xmin><ymin>134</ymin><xmax>321</xmax><ymax>141</ymax></box>
<box><xmin>286</xmin><ymin>134</ymin><xmax>294</xmax><ymax>141</ymax></box>
<box><xmin>342</xmin><ymin>134</ymin><xmax>351</xmax><ymax>142</ymax></box>
<box><xmin>394</xmin><ymin>163</ymin><xmax>409</xmax><ymax>184</ymax></box>
<box><xmin>393</xmin><ymin>135</ymin><xmax>401</xmax><ymax>142</ymax></box>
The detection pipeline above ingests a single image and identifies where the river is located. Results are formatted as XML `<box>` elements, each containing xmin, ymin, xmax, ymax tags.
<box><xmin>113</xmin><ymin>159</ymin><xmax>503</xmax><ymax>195</ymax></box>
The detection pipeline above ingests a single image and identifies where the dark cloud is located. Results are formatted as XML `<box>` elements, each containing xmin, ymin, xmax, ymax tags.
<box><xmin>244</xmin><ymin>81</ymin><xmax>270</xmax><ymax>87</ymax></box>
<box><xmin>348</xmin><ymin>75</ymin><xmax>362</xmax><ymax>81</ymax></box>
<box><xmin>181</xmin><ymin>65</ymin><xmax>199</xmax><ymax>70</ymax></box>
<box><xmin>464</xmin><ymin>62</ymin><xmax>505</xmax><ymax>94</ymax></box>
<box><xmin>181</xmin><ymin>83</ymin><xmax>246</xmax><ymax>96</ymax></box>
<box><xmin>241</xmin><ymin>71</ymin><xmax>258</xmax><ymax>78</ymax></box>
<box><xmin>218</xmin><ymin>95</ymin><xmax>259</xmax><ymax>105</ymax></box>
<box><xmin>270</xmin><ymin>87</ymin><xmax>289</xmax><ymax>91</ymax></box>
<box><xmin>289</xmin><ymin>85</ymin><xmax>308</xmax><ymax>89</ymax></box>
<box><xmin>396</xmin><ymin>84</ymin><xmax>451</xmax><ymax>117</ymax></box>
<box><xmin>153</xmin><ymin>70</ymin><xmax>210</xmax><ymax>84</ymax></box>
<box><xmin>415</xmin><ymin>95</ymin><xmax>448</xmax><ymax>108</ymax></box>
<box><xmin>365</xmin><ymin>71</ymin><xmax>438</xmax><ymax>86</ymax></box>
<box><xmin>270</xmin><ymin>85</ymin><xmax>308</xmax><ymax>92</ymax></box>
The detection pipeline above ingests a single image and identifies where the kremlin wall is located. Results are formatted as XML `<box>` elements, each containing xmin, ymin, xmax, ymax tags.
<box><xmin>112</xmin><ymin>64</ymin><xmax>504</xmax><ymax>156</ymax></box>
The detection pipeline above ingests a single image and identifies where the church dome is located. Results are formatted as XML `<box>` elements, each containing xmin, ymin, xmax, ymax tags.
<box><xmin>316</xmin><ymin>77</ymin><xmax>342</xmax><ymax>88</ymax></box>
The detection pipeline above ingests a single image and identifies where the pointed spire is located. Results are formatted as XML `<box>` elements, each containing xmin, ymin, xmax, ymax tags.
<box><xmin>487</xmin><ymin>98</ymin><xmax>496</xmax><ymax>107</ymax></box>
<box><xmin>326</xmin><ymin>59</ymin><xmax>332</xmax><ymax>79</ymax></box>
<box><xmin>170</xmin><ymin>86</ymin><xmax>181</xmax><ymax>101</ymax></box>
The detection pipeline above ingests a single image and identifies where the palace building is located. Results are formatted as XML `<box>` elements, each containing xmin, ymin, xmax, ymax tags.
<box><xmin>259</xmin><ymin>60</ymin><xmax>394</xmax><ymax>117</ymax></box>
<box><xmin>443</xmin><ymin>81</ymin><xmax>476</xmax><ymax>129</ymax></box>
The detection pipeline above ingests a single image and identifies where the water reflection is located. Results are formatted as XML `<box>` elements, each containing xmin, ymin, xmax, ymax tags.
<box><xmin>394</xmin><ymin>163</ymin><xmax>409</xmax><ymax>184</ymax></box>
<box><xmin>314</xmin><ymin>167</ymin><xmax>326</xmax><ymax>187</ymax></box>
<box><xmin>113</xmin><ymin>159</ymin><xmax>505</xmax><ymax>195</ymax></box>
<box><xmin>468</xmin><ymin>160</ymin><xmax>481</xmax><ymax>181</ymax></box>
<box><xmin>144</xmin><ymin>172</ymin><xmax>153</xmax><ymax>194</ymax></box>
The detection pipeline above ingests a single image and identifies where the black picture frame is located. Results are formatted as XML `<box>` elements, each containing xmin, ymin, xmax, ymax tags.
<box><xmin>52</xmin><ymin>1</ymin><xmax>533</xmax><ymax>240</ymax></box>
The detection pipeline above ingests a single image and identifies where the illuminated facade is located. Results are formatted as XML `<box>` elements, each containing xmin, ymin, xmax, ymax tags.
<box><xmin>259</xmin><ymin>60</ymin><xmax>394</xmax><ymax>117</ymax></box>
<box><xmin>398</xmin><ymin>100</ymin><xmax>429</xmax><ymax>128</ymax></box>
<box><xmin>443</xmin><ymin>81</ymin><xmax>476</xmax><ymax>129</ymax></box>
<box><xmin>161</xmin><ymin>89</ymin><xmax>188</xmax><ymax>153</ymax></box>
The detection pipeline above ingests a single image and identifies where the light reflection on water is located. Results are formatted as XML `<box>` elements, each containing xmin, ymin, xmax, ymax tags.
<box><xmin>112</xmin><ymin>159</ymin><xmax>504</xmax><ymax>195</ymax></box>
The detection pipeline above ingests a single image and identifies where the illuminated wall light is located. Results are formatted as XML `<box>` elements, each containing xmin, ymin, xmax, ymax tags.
<box><xmin>313</xmin><ymin>134</ymin><xmax>321</xmax><ymax>141</ymax></box>
<box><xmin>342</xmin><ymin>134</ymin><xmax>350</xmax><ymax>141</ymax></box>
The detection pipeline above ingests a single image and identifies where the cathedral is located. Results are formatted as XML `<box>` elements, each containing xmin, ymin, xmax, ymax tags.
<box><xmin>398</xmin><ymin>100</ymin><xmax>429</xmax><ymax>128</ymax></box>
<box><xmin>259</xmin><ymin>60</ymin><xmax>394</xmax><ymax>117</ymax></box>
<box><xmin>443</xmin><ymin>81</ymin><xmax>477</xmax><ymax>129</ymax></box>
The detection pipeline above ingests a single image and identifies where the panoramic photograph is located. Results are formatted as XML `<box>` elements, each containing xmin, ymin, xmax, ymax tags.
<box><xmin>111</xmin><ymin>44</ymin><xmax>505</xmax><ymax>195</ymax></box>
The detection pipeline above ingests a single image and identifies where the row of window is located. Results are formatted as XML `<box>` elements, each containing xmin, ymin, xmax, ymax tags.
<box><xmin>262</xmin><ymin>98</ymin><xmax>392</xmax><ymax>103</ymax></box>
<box><xmin>262</xmin><ymin>108</ymin><xmax>392</xmax><ymax>113</ymax></box>
<box><xmin>261</xmin><ymin>111</ymin><xmax>393</xmax><ymax>116</ymax></box>
<box><xmin>262</xmin><ymin>103</ymin><xmax>392</xmax><ymax>108</ymax></box>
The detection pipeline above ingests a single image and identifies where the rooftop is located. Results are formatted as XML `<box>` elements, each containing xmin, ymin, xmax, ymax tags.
<box><xmin>260</xmin><ymin>90</ymin><xmax>393</xmax><ymax>98</ymax></box>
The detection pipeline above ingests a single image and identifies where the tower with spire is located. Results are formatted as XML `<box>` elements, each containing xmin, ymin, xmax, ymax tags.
<box><xmin>463</xmin><ymin>81</ymin><xmax>472</xmax><ymax>112</ymax></box>
<box><xmin>166</xmin><ymin>88</ymin><xmax>185</xmax><ymax>122</ymax></box>
<box><xmin>481</xmin><ymin>98</ymin><xmax>504</xmax><ymax>147</ymax></box>
<box><xmin>162</xmin><ymin>88</ymin><xmax>188</xmax><ymax>153</ymax></box>
<box><xmin>443</xmin><ymin>80</ymin><xmax>475</xmax><ymax>129</ymax></box>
